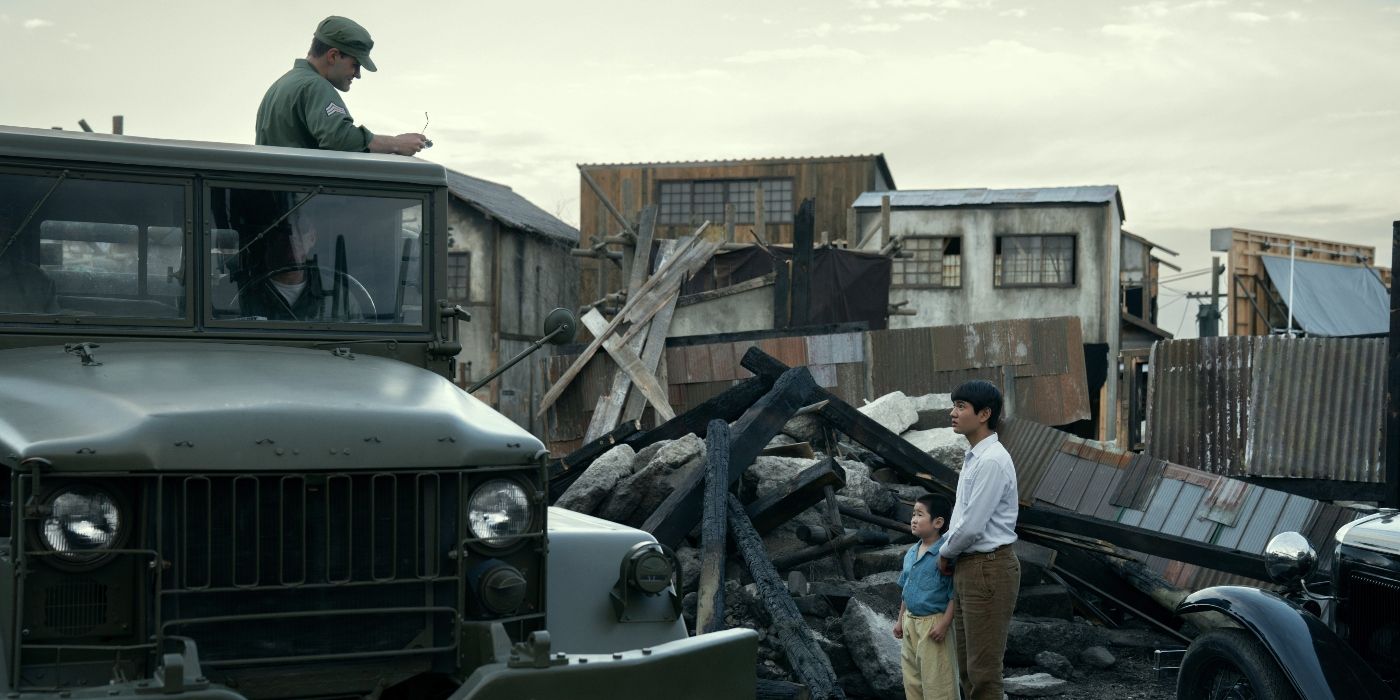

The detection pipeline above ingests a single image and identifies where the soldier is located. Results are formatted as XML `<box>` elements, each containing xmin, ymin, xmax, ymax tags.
<box><xmin>255</xmin><ymin>16</ymin><xmax>428</xmax><ymax>155</ymax></box>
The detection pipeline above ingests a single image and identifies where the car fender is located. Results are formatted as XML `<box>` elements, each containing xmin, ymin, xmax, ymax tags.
<box><xmin>1177</xmin><ymin>585</ymin><xmax>1396</xmax><ymax>700</ymax></box>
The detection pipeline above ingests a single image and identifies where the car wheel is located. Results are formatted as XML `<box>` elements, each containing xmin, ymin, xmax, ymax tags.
<box><xmin>1177</xmin><ymin>629</ymin><xmax>1300</xmax><ymax>700</ymax></box>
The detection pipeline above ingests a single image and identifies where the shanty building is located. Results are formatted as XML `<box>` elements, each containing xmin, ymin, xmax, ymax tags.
<box><xmin>850</xmin><ymin>186</ymin><xmax>1177</xmax><ymax>443</ymax></box>
<box><xmin>575</xmin><ymin>155</ymin><xmax>896</xmax><ymax>306</ymax></box>
<box><xmin>443</xmin><ymin>169</ymin><xmax>580</xmax><ymax>435</ymax></box>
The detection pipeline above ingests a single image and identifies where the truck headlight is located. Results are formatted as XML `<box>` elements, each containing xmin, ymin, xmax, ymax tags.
<box><xmin>40</xmin><ymin>485</ymin><xmax>124</xmax><ymax>565</ymax></box>
<box><xmin>467</xmin><ymin>479</ymin><xmax>532</xmax><ymax>548</ymax></box>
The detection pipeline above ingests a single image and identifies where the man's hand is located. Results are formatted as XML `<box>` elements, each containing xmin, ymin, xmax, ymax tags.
<box><xmin>370</xmin><ymin>133</ymin><xmax>429</xmax><ymax>156</ymax></box>
<box><xmin>893</xmin><ymin>619</ymin><xmax>903</xmax><ymax>640</ymax></box>
<box><xmin>938</xmin><ymin>556</ymin><xmax>954</xmax><ymax>576</ymax></box>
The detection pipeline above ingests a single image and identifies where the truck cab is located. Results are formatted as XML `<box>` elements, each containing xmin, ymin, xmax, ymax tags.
<box><xmin>0</xmin><ymin>126</ymin><xmax>755</xmax><ymax>699</ymax></box>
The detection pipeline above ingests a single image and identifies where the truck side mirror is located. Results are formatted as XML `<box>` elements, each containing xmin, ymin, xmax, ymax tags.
<box><xmin>542</xmin><ymin>308</ymin><xmax>576</xmax><ymax>345</ymax></box>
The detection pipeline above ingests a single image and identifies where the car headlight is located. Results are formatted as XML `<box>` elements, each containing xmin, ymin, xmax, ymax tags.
<box><xmin>467</xmin><ymin>479</ymin><xmax>532</xmax><ymax>548</ymax></box>
<box><xmin>40</xmin><ymin>485</ymin><xmax>124</xmax><ymax>564</ymax></box>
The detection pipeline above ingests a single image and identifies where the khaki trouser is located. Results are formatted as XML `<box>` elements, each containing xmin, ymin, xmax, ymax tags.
<box><xmin>952</xmin><ymin>546</ymin><xmax>1020</xmax><ymax>700</ymax></box>
<box><xmin>901</xmin><ymin>610</ymin><xmax>957</xmax><ymax>700</ymax></box>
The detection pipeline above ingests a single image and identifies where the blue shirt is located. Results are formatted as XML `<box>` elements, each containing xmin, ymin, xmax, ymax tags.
<box><xmin>898</xmin><ymin>535</ymin><xmax>955</xmax><ymax>616</ymax></box>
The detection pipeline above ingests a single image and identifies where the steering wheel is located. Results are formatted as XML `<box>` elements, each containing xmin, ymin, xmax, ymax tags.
<box><xmin>230</xmin><ymin>265</ymin><xmax>379</xmax><ymax>322</ymax></box>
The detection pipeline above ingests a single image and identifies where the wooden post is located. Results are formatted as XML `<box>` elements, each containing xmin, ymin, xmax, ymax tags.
<box><xmin>880</xmin><ymin>195</ymin><xmax>891</xmax><ymax>249</ymax></box>
<box><xmin>725</xmin><ymin>203</ymin><xmax>736</xmax><ymax>244</ymax></box>
<box><xmin>696</xmin><ymin>420</ymin><xmax>731</xmax><ymax>634</ymax></box>
<box><xmin>754</xmin><ymin>185</ymin><xmax>767</xmax><ymax>246</ymax></box>
<box><xmin>823</xmin><ymin>485</ymin><xmax>857</xmax><ymax>579</ymax></box>
<box><xmin>791</xmin><ymin>199</ymin><xmax>815</xmax><ymax>327</ymax></box>
<box><xmin>111</xmin><ymin>115</ymin><xmax>123</xmax><ymax>134</ymax></box>
<box><xmin>728</xmin><ymin>495</ymin><xmax>846</xmax><ymax>700</ymax></box>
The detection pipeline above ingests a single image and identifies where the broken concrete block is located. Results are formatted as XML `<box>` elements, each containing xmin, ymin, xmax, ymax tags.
<box><xmin>1034</xmin><ymin>650</ymin><xmax>1075</xmax><ymax>680</ymax></box>
<box><xmin>648</xmin><ymin>433</ymin><xmax>706</xmax><ymax>471</ymax></box>
<box><xmin>902</xmin><ymin>428</ymin><xmax>970</xmax><ymax>470</ymax></box>
<box><xmin>1005</xmin><ymin>617</ymin><xmax>1110</xmax><ymax>667</ymax></box>
<box><xmin>1003</xmin><ymin>672</ymin><xmax>1069</xmax><ymax>697</ymax></box>
<box><xmin>629</xmin><ymin>440</ymin><xmax>667</xmax><ymax>473</ymax></box>
<box><xmin>742</xmin><ymin>455</ymin><xmax>822</xmax><ymax>502</ymax></box>
<box><xmin>850</xmin><ymin>570</ymin><xmax>902</xmax><ymax>614</ymax></box>
<box><xmin>910</xmin><ymin>392</ymin><xmax>953</xmax><ymax>413</ymax></box>
<box><xmin>765</xmin><ymin>433</ymin><xmax>798</xmax><ymax>449</ymax></box>
<box><xmin>840</xmin><ymin>597</ymin><xmax>903</xmax><ymax>697</ymax></box>
<box><xmin>553</xmin><ymin>444</ymin><xmax>635</xmax><ymax>515</ymax></box>
<box><xmin>1079</xmin><ymin>646</ymin><xmax>1116</xmax><ymax>670</ymax></box>
<box><xmin>857</xmin><ymin>391</ymin><xmax>919</xmax><ymax>435</ymax></box>
<box><xmin>674</xmin><ymin>545</ymin><xmax>701</xmax><ymax>594</ymax></box>
<box><xmin>835</xmin><ymin>458</ymin><xmax>899</xmax><ymax>516</ymax></box>
<box><xmin>1015</xmin><ymin>584</ymin><xmax>1074</xmax><ymax>621</ymax></box>
<box><xmin>781</xmin><ymin>413</ymin><xmax>824</xmax><ymax>444</ymax></box>
<box><xmin>854</xmin><ymin>543</ymin><xmax>911</xmax><ymax>580</ymax></box>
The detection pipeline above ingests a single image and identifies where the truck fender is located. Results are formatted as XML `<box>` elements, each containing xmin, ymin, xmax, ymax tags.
<box><xmin>1177</xmin><ymin>585</ymin><xmax>1395</xmax><ymax>700</ymax></box>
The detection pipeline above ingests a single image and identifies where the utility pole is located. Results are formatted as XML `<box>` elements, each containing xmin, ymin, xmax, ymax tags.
<box><xmin>1188</xmin><ymin>256</ymin><xmax>1225</xmax><ymax>337</ymax></box>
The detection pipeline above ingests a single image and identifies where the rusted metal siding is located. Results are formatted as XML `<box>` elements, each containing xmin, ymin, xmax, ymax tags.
<box><xmin>1147</xmin><ymin>336</ymin><xmax>1385</xmax><ymax>483</ymax></box>
<box><xmin>1245</xmin><ymin>337</ymin><xmax>1386</xmax><ymax>481</ymax></box>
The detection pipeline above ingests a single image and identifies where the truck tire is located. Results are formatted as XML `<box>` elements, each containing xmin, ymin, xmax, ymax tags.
<box><xmin>1177</xmin><ymin>629</ymin><xmax>1300</xmax><ymax>700</ymax></box>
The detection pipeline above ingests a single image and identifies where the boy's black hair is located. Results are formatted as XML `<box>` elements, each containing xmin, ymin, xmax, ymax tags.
<box><xmin>951</xmin><ymin>379</ymin><xmax>1003</xmax><ymax>431</ymax></box>
<box><xmin>915</xmin><ymin>493</ymin><xmax>953</xmax><ymax>534</ymax></box>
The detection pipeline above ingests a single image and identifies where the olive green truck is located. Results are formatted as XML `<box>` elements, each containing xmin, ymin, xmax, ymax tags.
<box><xmin>0</xmin><ymin>126</ymin><xmax>756</xmax><ymax>699</ymax></box>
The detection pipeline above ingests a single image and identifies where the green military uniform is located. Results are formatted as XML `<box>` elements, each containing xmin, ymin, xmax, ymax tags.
<box><xmin>255</xmin><ymin>60</ymin><xmax>374</xmax><ymax>151</ymax></box>
<box><xmin>255</xmin><ymin>16</ymin><xmax>379</xmax><ymax>152</ymax></box>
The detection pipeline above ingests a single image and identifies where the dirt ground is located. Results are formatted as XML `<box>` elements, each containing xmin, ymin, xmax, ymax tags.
<box><xmin>1004</xmin><ymin>647</ymin><xmax>1177</xmax><ymax>700</ymax></box>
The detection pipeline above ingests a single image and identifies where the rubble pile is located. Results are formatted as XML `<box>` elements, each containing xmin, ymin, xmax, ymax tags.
<box><xmin>549</xmin><ymin>348</ymin><xmax>1170</xmax><ymax>699</ymax></box>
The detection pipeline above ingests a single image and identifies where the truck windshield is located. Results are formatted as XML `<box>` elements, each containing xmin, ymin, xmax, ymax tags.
<box><xmin>206</xmin><ymin>186</ymin><xmax>425</xmax><ymax>327</ymax></box>
<box><xmin>0</xmin><ymin>170</ymin><xmax>187</xmax><ymax>319</ymax></box>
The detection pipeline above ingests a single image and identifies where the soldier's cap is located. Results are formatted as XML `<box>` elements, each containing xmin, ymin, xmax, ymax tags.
<box><xmin>314</xmin><ymin>16</ymin><xmax>377</xmax><ymax>72</ymax></box>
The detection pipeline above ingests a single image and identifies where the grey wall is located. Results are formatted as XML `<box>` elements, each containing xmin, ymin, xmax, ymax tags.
<box><xmin>855</xmin><ymin>204</ymin><xmax>1120</xmax><ymax>345</ymax></box>
<box><xmin>446</xmin><ymin>198</ymin><xmax>580</xmax><ymax>435</ymax></box>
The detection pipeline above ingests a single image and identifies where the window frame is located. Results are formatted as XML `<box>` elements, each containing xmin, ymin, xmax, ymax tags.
<box><xmin>656</xmin><ymin>177</ymin><xmax>795</xmax><ymax>226</ymax></box>
<box><xmin>891</xmin><ymin>234</ymin><xmax>963</xmax><ymax>290</ymax></box>
<box><xmin>993</xmin><ymin>233</ymin><xmax>1078</xmax><ymax>289</ymax></box>
<box><xmin>446</xmin><ymin>250</ymin><xmax>471</xmax><ymax>303</ymax></box>
<box><xmin>201</xmin><ymin>179</ymin><xmax>433</xmax><ymax>334</ymax></box>
<box><xmin>0</xmin><ymin>163</ymin><xmax>195</xmax><ymax>329</ymax></box>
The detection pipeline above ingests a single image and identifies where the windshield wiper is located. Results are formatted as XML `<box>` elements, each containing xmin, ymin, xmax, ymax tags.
<box><xmin>0</xmin><ymin>170</ymin><xmax>68</xmax><ymax>263</ymax></box>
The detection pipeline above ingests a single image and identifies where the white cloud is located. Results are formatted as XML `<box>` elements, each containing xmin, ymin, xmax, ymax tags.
<box><xmin>724</xmin><ymin>45</ymin><xmax>867</xmax><ymax>64</ymax></box>
<box><xmin>850</xmin><ymin>0</ymin><xmax>881</xmax><ymax>8</ymax></box>
<box><xmin>1101</xmin><ymin>23</ymin><xmax>1175</xmax><ymax>42</ymax></box>
<box><xmin>999</xmin><ymin>8</ymin><xmax>1028</xmax><ymax>18</ymax></box>
<box><xmin>851</xmin><ymin>22</ymin><xmax>903</xmax><ymax>32</ymax></box>
<box><xmin>1282</xmin><ymin>10</ymin><xmax>1304</xmax><ymax>22</ymax></box>
<box><xmin>900</xmin><ymin>12</ymin><xmax>939</xmax><ymax>22</ymax></box>
<box><xmin>61</xmin><ymin>33</ymin><xmax>91</xmax><ymax>51</ymax></box>
<box><xmin>798</xmin><ymin>22</ymin><xmax>834</xmax><ymax>37</ymax></box>
<box><xmin>1230</xmin><ymin>11</ymin><xmax>1271</xmax><ymax>24</ymax></box>
<box><xmin>625</xmin><ymin>68</ymin><xmax>727</xmax><ymax>83</ymax></box>
<box><xmin>1129</xmin><ymin>0</ymin><xmax>1223</xmax><ymax>20</ymax></box>
<box><xmin>23</xmin><ymin>18</ymin><xmax>53</xmax><ymax>30</ymax></box>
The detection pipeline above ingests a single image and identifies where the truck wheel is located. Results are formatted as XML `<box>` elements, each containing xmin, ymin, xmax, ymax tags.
<box><xmin>1177</xmin><ymin>629</ymin><xmax>1299</xmax><ymax>700</ymax></box>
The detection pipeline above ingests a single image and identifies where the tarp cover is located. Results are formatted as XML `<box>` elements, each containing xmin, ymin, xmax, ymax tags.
<box><xmin>681</xmin><ymin>246</ymin><xmax>890</xmax><ymax>329</ymax></box>
<box><xmin>1259</xmin><ymin>254</ymin><xmax>1389</xmax><ymax>337</ymax></box>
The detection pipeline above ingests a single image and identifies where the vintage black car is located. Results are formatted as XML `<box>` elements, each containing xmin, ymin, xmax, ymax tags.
<box><xmin>1171</xmin><ymin>511</ymin><xmax>1400</xmax><ymax>699</ymax></box>
<box><xmin>0</xmin><ymin>126</ymin><xmax>756</xmax><ymax>699</ymax></box>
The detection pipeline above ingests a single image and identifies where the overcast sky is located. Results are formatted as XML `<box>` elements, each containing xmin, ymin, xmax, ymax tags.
<box><xmin>4</xmin><ymin>0</ymin><xmax>1398</xmax><ymax>338</ymax></box>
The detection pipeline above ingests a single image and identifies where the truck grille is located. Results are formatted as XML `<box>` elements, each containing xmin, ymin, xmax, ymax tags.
<box><xmin>157</xmin><ymin>472</ymin><xmax>465</xmax><ymax>667</ymax></box>
<box><xmin>1345</xmin><ymin>571</ymin><xmax>1400</xmax><ymax>677</ymax></box>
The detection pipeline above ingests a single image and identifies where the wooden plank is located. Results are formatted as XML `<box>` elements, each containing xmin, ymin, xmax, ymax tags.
<box><xmin>745</xmin><ymin>458</ymin><xmax>846</xmax><ymax>534</ymax></box>
<box><xmin>589</xmin><ymin>237</ymin><xmax>677</xmax><ymax>439</ymax></box>
<box><xmin>579</xmin><ymin>308</ymin><xmax>676</xmax><ymax>423</ymax></box>
<box><xmin>696</xmin><ymin>420</ymin><xmax>731</xmax><ymax>635</ymax></box>
<box><xmin>823</xmin><ymin>484</ymin><xmax>857</xmax><ymax>579</ymax></box>
<box><xmin>644</xmin><ymin>367</ymin><xmax>819</xmax><ymax>547</ymax></box>
<box><xmin>727</xmin><ymin>495</ymin><xmax>844</xmax><ymax>700</ymax></box>
<box><xmin>538</xmin><ymin>230</ymin><xmax>713</xmax><ymax>415</ymax></box>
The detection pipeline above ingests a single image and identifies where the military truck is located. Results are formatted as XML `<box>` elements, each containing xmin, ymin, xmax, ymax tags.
<box><xmin>0</xmin><ymin>126</ymin><xmax>756</xmax><ymax>699</ymax></box>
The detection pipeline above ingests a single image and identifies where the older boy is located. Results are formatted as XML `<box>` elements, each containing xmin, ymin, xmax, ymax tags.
<box><xmin>939</xmin><ymin>380</ymin><xmax>1019</xmax><ymax>700</ymax></box>
<box><xmin>894</xmin><ymin>494</ymin><xmax>957</xmax><ymax>700</ymax></box>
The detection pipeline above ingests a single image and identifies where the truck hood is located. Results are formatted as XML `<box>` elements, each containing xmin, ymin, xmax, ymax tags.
<box><xmin>0</xmin><ymin>342</ymin><xmax>544</xmax><ymax>471</ymax></box>
<box><xmin>1336</xmin><ymin>511</ymin><xmax>1400</xmax><ymax>557</ymax></box>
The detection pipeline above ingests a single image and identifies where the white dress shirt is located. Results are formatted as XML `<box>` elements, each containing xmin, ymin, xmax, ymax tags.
<box><xmin>941</xmin><ymin>432</ymin><xmax>1019</xmax><ymax>559</ymax></box>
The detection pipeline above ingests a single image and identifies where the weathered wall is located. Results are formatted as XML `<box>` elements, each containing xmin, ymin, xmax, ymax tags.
<box><xmin>856</xmin><ymin>204</ymin><xmax>1118</xmax><ymax>345</ymax></box>
<box><xmin>447</xmin><ymin>198</ymin><xmax>580</xmax><ymax>435</ymax></box>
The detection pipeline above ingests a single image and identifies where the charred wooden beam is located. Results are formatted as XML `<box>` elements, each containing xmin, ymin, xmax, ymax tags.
<box><xmin>728</xmin><ymin>494</ymin><xmax>845</xmax><ymax>700</ymax></box>
<box><xmin>643</xmin><ymin>368</ymin><xmax>819</xmax><ymax>547</ymax></box>
<box><xmin>756</xmin><ymin>679</ymin><xmax>810</xmax><ymax>700</ymax></box>
<box><xmin>739</xmin><ymin>347</ymin><xmax>958</xmax><ymax>494</ymax></box>
<box><xmin>822</xmin><ymin>485</ymin><xmax>857</xmax><ymax>580</ymax></box>
<box><xmin>696</xmin><ymin>420</ymin><xmax>731</xmax><ymax>635</ymax></box>
<box><xmin>836</xmin><ymin>505</ymin><xmax>914</xmax><ymax>540</ymax></box>
<box><xmin>745</xmin><ymin>458</ymin><xmax>846</xmax><ymax>535</ymax></box>
<box><xmin>770</xmin><ymin>530</ymin><xmax>891</xmax><ymax>572</ymax></box>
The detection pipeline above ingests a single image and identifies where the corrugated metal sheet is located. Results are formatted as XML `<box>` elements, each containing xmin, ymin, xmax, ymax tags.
<box><xmin>999</xmin><ymin>417</ymin><xmax>1071</xmax><ymax>502</ymax></box>
<box><xmin>852</xmin><ymin>185</ymin><xmax>1124</xmax><ymax>222</ymax></box>
<box><xmin>1148</xmin><ymin>336</ymin><xmax>1386</xmax><ymax>483</ymax></box>
<box><xmin>869</xmin><ymin>317</ymin><xmax>1090</xmax><ymax>426</ymax></box>
<box><xmin>1245</xmin><ymin>337</ymin><xmax>1386</xmax><ymax>481</ymax></box>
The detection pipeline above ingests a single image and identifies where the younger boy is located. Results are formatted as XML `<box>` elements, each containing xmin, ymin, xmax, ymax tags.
<box><xmin>894</xmin><ymin>493</ymin><xmax>957</xmax><ymax>700</ymax></box>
